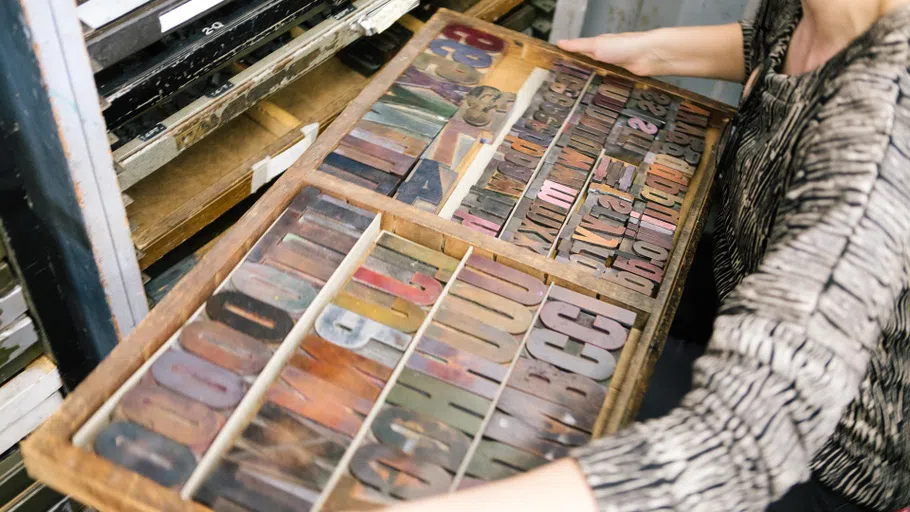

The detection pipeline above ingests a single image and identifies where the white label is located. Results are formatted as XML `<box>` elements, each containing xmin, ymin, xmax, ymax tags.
<box><xmin>77</xmin><ymin>0</ymin><xmax>153</xmax><ymax>29</ymax></box>
<box><xmin>160</xmin><ymin>0</ymin><xmax>230</xmax><ymax>32</ymax></box>
<box><xmin>250</xmin><ymin>123</ymin><xmax>319</xmax><ymax>194</ymax></box>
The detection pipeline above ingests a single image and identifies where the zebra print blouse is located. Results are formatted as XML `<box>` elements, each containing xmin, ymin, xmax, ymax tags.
<box><xmin>571</xmin><ymin>1</ymin><xmax>910</xmax><ymax>510</ymax></box>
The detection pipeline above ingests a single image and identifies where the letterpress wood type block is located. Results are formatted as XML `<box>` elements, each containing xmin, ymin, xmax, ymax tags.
<box><xmin>179</xmin><ymin>321</ymin><xmax>272</xmax><ymax>376</ymax></box>
<box><xmin>349</xmin><ymin>444</ymin><xmax>451</xmax><ymax>500</ymax></box>
<box><xmin>334</xmin><ymin>291</ymin><xmax>426</xmax><ymax>333</ymax></box>
<box><xmin>268</xmin><ymin>366</ymin><xmax>372</xmax><ymax>438</ymax></box>
<box><xmin>229</xmin><ymin>263</ymin><xmax>318</xmax><ymax>319</ymax></box>
<box><xmin>394</xmin><ymin>159</ymin><xmax>457</xmax><ymax>211</ymax></box>
<box><xmin>117</xmin><ymin>378</ymin><xmax>225</xmax><ymax>454</ymax></box>
<box><xmin>196</xmin><ymin>403</ymin><xmax>349</xmax><ymax>509</ymax></box>
<box><xmin>353</xmin><ymin>266</ymin><xmax>442</xmax><ymax>307</ymax></box>
<box><xmin>525</xmin><ymin>285</ymin><xmax>635</xmax><ymax>382</ymax></box>
<box><xmin>206</xmin><ymin>291</ymin><xmax>295</xmax><ymax>344</ymax></box>
<box><xmin>319</xmin><ymin>153</ymin><xmax>402</xmax><ymax>196</ymax></box>
<box><xmin>406</xmin><ymin>337</ymin><xmax>506</xmax><ymax>400</ymax></box>
<box><xmin>371</xmin><ymin>406</ymin><xmax>471</xmax><ymax>472</ymax></box>
<box><xmin>94</xmin><ymin>422</ymin><xmax>197</xmax><ymax>488</ymax></box>
<box><xmin>429</xmin><ymin>309</ymin><xmax>518</xmax><ymax>363</ymax></box>
<box><xmin>315</xmin><ymin>303</ymin><xmax>411</xmax><ymax>360</ymax></box>
<box><xmin>290</xmin><ymin>335</ymin><xmax>392</xmax><ymax>401</ymax></box>
<box><xmin>387</xmin><ymin>368</ymin><xmax>490</xmax><ymax>436</ymax></box>
<box><xmin>464</xmin><ymin>440</ymin><xmax>547</xmax><ymax>481</ymax></box>
<box><xmin>151</xmin><ymin>350</ymin><xmax>247</xmax><ymax>410</ymax></box>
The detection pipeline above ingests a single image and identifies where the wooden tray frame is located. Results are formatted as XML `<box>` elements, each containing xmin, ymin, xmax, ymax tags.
<box><xmin>23</xmin><ymin>10</ymin><xmax>734</xmax><ymax>511</ymax></box>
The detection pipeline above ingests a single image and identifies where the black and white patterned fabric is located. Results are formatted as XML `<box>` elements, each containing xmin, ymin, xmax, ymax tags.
<box><xmin>571</xmin><ymin>2</ymin><xmax>910</xmax><ymax>510</ymax></box>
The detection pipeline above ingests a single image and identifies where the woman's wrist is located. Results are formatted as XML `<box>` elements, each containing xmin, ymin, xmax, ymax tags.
<box><xmin>629</xmin><ymin>29</ymin><xmax>668</xmax><ymax>76</ymax></box>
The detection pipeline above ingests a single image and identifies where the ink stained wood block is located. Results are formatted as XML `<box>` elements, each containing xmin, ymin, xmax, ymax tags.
<box><xmin>22</xmin><ymin>11</ymin><xmax>731</xmax><ymax>512</ymax></box>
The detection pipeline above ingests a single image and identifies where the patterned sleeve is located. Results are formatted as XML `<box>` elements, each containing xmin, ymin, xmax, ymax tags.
<box><xmin>570</xmin><ymin>69</ymin><xmax>910</xmax><ymax>509</ymax></box>
<box><xmin>738</xmin><ymin>0</ymin><xmax>787</xmax><ymax>82</ymax></box>
<box><xmin>739</xmin><ymin>19</ymin><xmax>756</xmax><ymax>80</ymax></box>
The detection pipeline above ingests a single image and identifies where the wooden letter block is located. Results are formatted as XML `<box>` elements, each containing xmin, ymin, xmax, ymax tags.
<box><xmin>151</xmin><ymin>350</ymin><xmax>247</xmax><ymax>409</ymax></box>
<box><xmin>372</xmin><ymin>405</ymin><xmax>471</xmax><ymax>471</ymax></box>
<box><xmin>315</xmin><ymin>303</ymin><xmax>410</xmax><ymax>353</ymax></box>
<box><xmin>94</xmin><ymin>422</ymin><xmax>196</xmax><ymax>488</ymax></box>
<box><xmin>179</xmin><ymin>321</ymin><xmax>272</xmax><ymax>376</ymax></box>
<box><xmin>407</xmin><ymin>337</ymin><xmax>507</xmax><ymax>399</ymax></box>
<box><xmin>387</xmin><ymin>368</ymin><xmax>490</xmax><ymax>435</ymax></box>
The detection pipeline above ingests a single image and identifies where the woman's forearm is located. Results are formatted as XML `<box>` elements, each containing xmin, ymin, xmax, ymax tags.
<box><xmin>384</xmin><ymin>458</ymin><xmax>597</xmax><ymax>512</ymax></box>
<box><xmin>557</xmin><ymin>22</ymin><xmax>746</xmax><ymax>82</ymax></box>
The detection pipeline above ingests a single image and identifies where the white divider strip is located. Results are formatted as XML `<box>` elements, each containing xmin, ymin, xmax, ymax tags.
<box><xmin>546</xmin><ymin>149</ymin><xmax>605</xmax><ymax>259</ymax></box>
<box><xmin>180</xmin><ymin>214</ymin><xmax>383</xmax><ymax>499</ymax></box>
<box><xmin>311</xmin><ymin>241</ymin><xmax>474</xmax><ymax>511</ymax></box>
<box><xmin>71</xmin><ymin>207</ymin><xmax>297</xmax><ymax>448</ymax></box>
<box><xmin>437</xmin><ymin>68</ymin><xmax>550</xmax><ymax>220</ymax></box>
<box><xmin>160</xmin><ymin>0</ymin><xmax>230</xmax><ymax>32</ymax></box>
<box><xmin>496</xmin><ymin>72</ymin><xmax>597</xmax><ymax>236</ymax></box>
<box><xmin>449</xmin><ymin>283</ymin><xmax>553</xmax><ymax>490</ymax></box>
<box><xmin>250</xmin><ymin>123</ymin><xmax>320</xmax><ymax>194</ymax></box>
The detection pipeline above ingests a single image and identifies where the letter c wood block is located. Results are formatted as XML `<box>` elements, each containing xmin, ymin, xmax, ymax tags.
<box><xmin>526</xmin><ymin>328</ymin><xmax>616</xmax><ymax>381</ymax></box>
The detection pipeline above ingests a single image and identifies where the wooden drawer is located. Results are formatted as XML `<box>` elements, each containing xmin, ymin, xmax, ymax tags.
<box><xmin>24</xmin><ymin>10</ymin><xmax>732</xmax><ymax>512</ymax></box>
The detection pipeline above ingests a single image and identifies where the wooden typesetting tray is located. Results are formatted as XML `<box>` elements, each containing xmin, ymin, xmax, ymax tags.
<box><xmin>24</xmin><ymin>10</ymin><xmax>733</xmax><ymax>511</ymax></box>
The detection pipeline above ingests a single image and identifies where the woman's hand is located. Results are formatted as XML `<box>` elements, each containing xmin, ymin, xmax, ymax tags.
<box><xmin>557</xmin><ymin>23</ymin><xmax>748</xmax><ymax>83</ymax></box>
<box><xmin>383</xmin><ymin>458</ymin><xmax>597</xmax><ymax>512</ymax></box>
<box><xmin>558</xmin><ymin>32</ymin><xmax>661</xmax><ymax>76</ymax></box>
